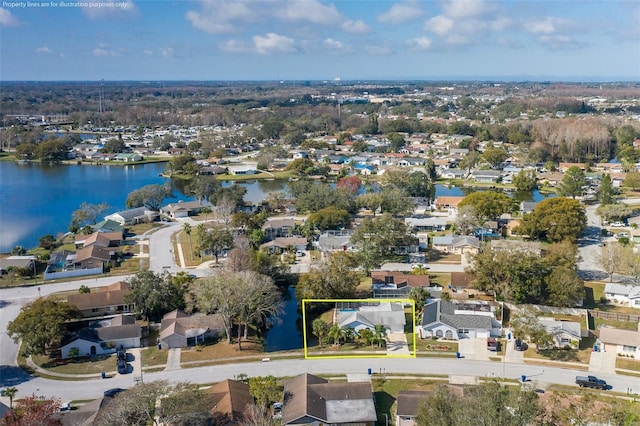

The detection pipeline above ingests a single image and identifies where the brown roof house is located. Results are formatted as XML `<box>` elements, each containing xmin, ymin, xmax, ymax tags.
<box><xmin>204</xmin><ymin>379</ymin><xmax>255</xmax><ymax>423</ymax></box>
<box><xmin>59</xmin><ymin>314</ymin><xmax>141</xmax><ymax>359</ymax></box>
<box><xmin>371</xmin><ymin>270</ymin><xmax>430</xmax><ymax>299</ymax></box>
<box><xmin>281</xmin><ymin>373</ymin><xmax>377</xmax><ymax>426</ymax></box>
<box><xmin>74</xmin><ymin>231</ymin><xmax>122</xmax><ymax>249</ymax></box>
<box><xmin>67</xmin><ymin>281</ymin><xmax>133</xmax><ymax>318</ymax></box>
<box><xmin>72</xmin><ymin>245</ymin><xmax>116</xmax><ymax>270</ymax></box>
<box><xmin>159</xmin><ymin>310</ymin><xmax>225</xmax><ymax>349</ymax></box>
<box><xmin>598</xmin><ymin>326</ymin><xmax>640</xmax><ymax>358</ymax></box>
<box><xmin>396</xmin><ymin>390</ymin><xmax>430</xmax><ymax>426</ymax></box>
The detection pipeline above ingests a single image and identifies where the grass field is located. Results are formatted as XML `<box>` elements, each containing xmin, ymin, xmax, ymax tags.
<box><xmin>31</xmin><ymin>353</ymin><xmax>115</xmax><ymax>375</ymax></box>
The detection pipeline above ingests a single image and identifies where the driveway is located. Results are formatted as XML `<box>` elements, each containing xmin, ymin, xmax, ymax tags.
<box><xmin>458</xmin><ymin>338</ymin><xmax>490</xmax><ymax>361</ymax></box>
<box><xmin>589</xmin><ymin>349</ymin><xmax>617</xmax><ymax>375</ymax></box>
<box><xmin>386</xmin><ymin>332</ymin><xmax>410</xmax><ymax>356</ymax></box>
<box><xmin>504</xmin><ymin>339</ymin><xmax>525</xmax><ymax>364</ymax></box>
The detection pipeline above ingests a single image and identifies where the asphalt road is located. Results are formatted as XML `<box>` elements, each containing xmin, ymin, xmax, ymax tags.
<box><xmin>7</xmin><ymin>357</ymin><xmax>640</xmax><ymax>401</ymax></box>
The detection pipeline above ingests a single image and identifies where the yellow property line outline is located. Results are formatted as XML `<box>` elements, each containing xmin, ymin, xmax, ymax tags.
<box><xmin>302</xmin><ymin>298</ymin><xmax>417</xmax><ymax>359</ymax></box>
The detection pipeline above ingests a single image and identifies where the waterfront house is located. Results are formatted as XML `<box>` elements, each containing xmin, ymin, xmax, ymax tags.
<box><xmin>470</xmin><ymin>169</ymin><xmax>502</xmax><ymax>183</ymax></box>
<box><xmin>161</xmin><ymin>200</ymin><xmax>205</xmax><ymax>219</ymax></box>
<box><xmin>73</xmin><ymin>245</ymin><xmax>116</xmax><ymax>270</ymax></box>
<box><xmin>281</xmin><ymin>373</ymin><xmax>377</xmax><ymax>426</ymax></box>
<box><xmin>159</xmin><ymin>310</ymin><xmax>224</xmax><ymax>349</ymax></box>
<box><xmin>74</xmin><ymin>232</ymin><xmax>122</xmax><ymax>249</ymax></box>
<box><xmin>434</xmin><ymin>196</ymin><xmax>464</xmax><ymax>213</ymax></box>
<box><xmin>105</xmin><ymin>207</ymin><xmax>159</xmax><ymax>226</ymax></box>
<box><xmin>336</xmin><ymin>301</ymin><xmax>406</xmax><ymax>334</ymax></box>
<box><xmin>0</xmin><ymin>255</ymin><xmax>36</xmax><ymax>275</ymax></box>
<box><xmin>67</xmin><ymin>281</ymin><xmax>133</xmax><ymax>318</ymax></box>
<box><xmin>261</xmin><ymin>218</ymin><xmax>297</xmax><ymax>239</ymax></box>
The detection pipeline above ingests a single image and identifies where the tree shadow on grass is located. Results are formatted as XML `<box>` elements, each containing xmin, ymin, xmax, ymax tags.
<box><xmin>373</xmin><ymin>390</ymin><xmax>395</xmax><ymax>426</ymax></box>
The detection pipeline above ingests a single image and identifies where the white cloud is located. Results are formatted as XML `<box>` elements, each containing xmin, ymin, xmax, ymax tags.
<box><xmin>424</xmin><ymin>15</ymin><xmax>454</xmax><ymax>36</ymax></box>
<box><xmin>323</xmin><ymin>38</ymin><xmax>344</xmax><ymax>50</ymax></box>
<box><xmin>82</xmin><ymin>0</ymin><xmax>138</xmax><ymax>19</ymax></box>
<box><xmin>406</xmin><ymin>36</ymin><xmax>432</xmax><ymax>50</ymax></box>
<box><xmin>524</xmin><ymin>17</ymin><xmax>571</xmax><ymax>35</ymax></box>
<box><xmin>442</xmin><ymin>0</ymin><xmax>490</xmax><ymax>19</ymax></box>
<box><xmin>219</xmin><ymin>39</ymin><xmax>254</xmax><ymax>53</ymax></box>
<box><xmin>0</xmin><ymin>7</ymin><xmax>20</xmax><ymax>26</ymax></box>
<box><xmin>342</xmin><ymin>19</ymin><xmax>371</xmax><ymax>34</ymax></box>
<box><xmin>275</xmin><ymin>0</ymin><xmax>341</xmax><ymax>25</ymax></box>
<box><xmin>143</xmin><ymin>49</ymin><xmax>154</xmax><ymax>56</ymax></box>
<box><xmin>378</xmin><ymin>1</ymin><xmax>424</xmax><ymax>24</ymax></box>
<box><xmin>92</xmin><ymin>48</ymin><xmax>110</xmax><ymax>57</ymax></box>
<box><xmin>159</xmin><ymin>47</ymin><xmax>174</xmax><ymax>58</ymax></box>
<box><xmin>36</xmin><ymin>46</ymin><xmax>54</xmax><ymax>54</ymax></box>
<box><xmin>253</xmin><ymin>33</ymin><xmax>296</xmax><ymax>54</ymax></box>
<box><xmin>538</xmin><ymin>34</ymin><xmax>584</xmax><ymax>50</ymax></box>
<box><xmin>186</xmin><ymin>0</ymin><xmax>255</xmax><ymax>34</ymax></box>
<box><xmin>364</xmin><ymin>42</ymin><xmax>393</xmax><ymax>56</ymax></box>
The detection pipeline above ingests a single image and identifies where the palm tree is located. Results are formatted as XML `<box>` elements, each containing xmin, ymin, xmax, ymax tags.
<box><xmin>183</xmin><ymin>222</ymin><xmax>192</xmax><ymax>261</ymax></box>
<box><xmin>312</xmin><ymin>318</ymin><xmax>329</xmax><ymax>346</ymax></box>
<box><xmin>200</xmin><ymin>206</ymin><xmax>212</xmax><ymax>222</ymax></box>
<box><xmin>343</xmin><ymin>327</ymin><xmax>356</xmax><ymax>344</ymax></box>
<box><xmin>328</xmin><ymin>323</ymin><xmax>345</xmax><ymax>346</ymax></box>
<box><xmin>374</xmin><ymin>324</ymin><xmax>387</xmax><ymax>348</ymax></box>
<box><xmin>1</xmin><ymin>387</ymin><xmax>17</xmax><ymax>409</ymax></box>
<box><xmin>358</xmin><ymin>328</ymin><xmax>375</xmax><ymax>347</ymax></box>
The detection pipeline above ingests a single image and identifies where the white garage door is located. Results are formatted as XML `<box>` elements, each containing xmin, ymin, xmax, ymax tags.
<box><xmin>475</xmin><ymin>330</ymin><xmax>490</xmax><ymax>339</ymax></box>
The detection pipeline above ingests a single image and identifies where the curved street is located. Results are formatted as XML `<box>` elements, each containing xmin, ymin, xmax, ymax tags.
<box><xmin>0</xmin><ymin>204</ymin><xmax>637</xmax><ymax>403</ymax></box>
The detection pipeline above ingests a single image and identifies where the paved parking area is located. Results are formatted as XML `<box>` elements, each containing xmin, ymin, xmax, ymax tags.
<box><xmin>458</xmin><ymin>338</ymin><xmax>491</xmax><ymax>361</ymax></box>
<box><xmin>386</xmin><ymin>332</ymin><xmax>410</xmax><ymax>355</ymax></box>
<box><xmin>504</xmin><ymin>339</ymin><xmax>525</xmax><ymax>364</ymax></box>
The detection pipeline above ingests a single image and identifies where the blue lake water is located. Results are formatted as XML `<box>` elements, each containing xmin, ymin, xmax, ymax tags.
<box><xmin>264</xmin><ymin>286</ymin><xmax>303</xmax><ymax>352</ymax></box>
<box><xmin>0</xmin><ymin>160</ymin><xmax>551</xmax><ymax>252</ymax></box>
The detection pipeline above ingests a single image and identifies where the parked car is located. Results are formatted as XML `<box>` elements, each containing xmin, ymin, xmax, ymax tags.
<box><xmin>575</xmin><ymin>375</ymin><xmax>608</xmax><ymax>390</ymax></box>
<box><xmin>610</xmin><ymin>221</ymin><xmax>626</xmax><ymax>227</ymax></box>
<box><xmin>615</xmin><ymin>232</ymin><xmax>629</xmax><ymax>239</ymax></box>
<box><xmin>514</xmin><ymin>339</ymin><xmax>526</xmax><ymax>351</ymax></box>
<box><xmin>117</xmin><ymin>359</ymin><xmax>128</xmax><ymax>374</ymax></box>
<box><xmin>104</xmin><ymin>388</ymin><xmax>126</xmax><ymax>398</ymax></box>
<box><xmin>487</xmin><ymin>337</ymin><xmax>498</xmax><ymax>352</ymax></box>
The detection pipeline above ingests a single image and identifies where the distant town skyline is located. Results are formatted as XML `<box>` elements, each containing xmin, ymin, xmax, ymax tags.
<box><xmin>1</xmin><ymin>0</ymin><xmax>639</xmax><ymax>81</ymax></box>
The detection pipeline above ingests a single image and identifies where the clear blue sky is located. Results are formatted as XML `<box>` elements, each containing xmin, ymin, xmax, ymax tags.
<box><xmin>1</xmin><ymin>0</ymin><xmax>639</xmax><ymax>81</ymax></box>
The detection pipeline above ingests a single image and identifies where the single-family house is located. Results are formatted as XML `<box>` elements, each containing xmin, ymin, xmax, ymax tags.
<box><xmin>0</xmin><ymin>255</ymin><xmax>36</xmax><ymax>275</ymax></box>
<box><xmin>396</xmin><ymin>390</ymin><xmax>430</xmax><ymax>426</ymax></box>
<box><xmin>336</xmin><ymin>302</ymin><xmax>406</xmax><ymax>334</ymax></box>
<box><xmin>105</xmin><ymin>207</ymin><xmax>159</xmax><ymax>226</ymax></box>
<box><xmin>53</xmin><ymin>397</ymin><xmax>113</xmax><ymax>426</ymax></box>
<box><xmin>204</xmin><ymin>379</ymin><xmax>255</xmax><ymax>422</ymax></box>
<box><xmin>74</xmin><ymin>232</ymin><xmax>122</xmax><ymax>249</ymax></box>
<box><xmin>73</xmin><ymin>245</ymin><xmax>116</xmax><ymax>270</ymax></box>
<box><xmin>281</xmin><ymin>373</ymin><xmax>377</xmax><ymax>426</ymax></box>
<box><xmin>538</xmin><ymin>318</ymin><xmax>582</xmax><ymax>349</ymax></box>
<box><xmin>470</xmin><ymin>169</ymin><xmax>502</xmax><ymax>183</ymax></box>
<box><xmin>315</xmin><ymin>231</ymin><xmax>354</xmax><ymax>255</ymax></box>
<box><xmin>260</xmin><ymin>237</ymin><xmax>308</xmax><ymax>254</ymax></box>
<box><xmin>226</xmin><ymin>165</ymin><xmax>257</xmax><ymax>175</ymax></box>
<box><xmin>420</xmin><ymin>299</ymin><xmax>501</xmax><ymax>340</ymax></box>
<box><xmin>159</xmin><ymin>310</ymin><xmax>225</xmax><ymax>349</ymax></box>
<box><xmin>431</xmin><ymin>235</ymin><xmax>481</xmax><ymax>255</ymax></box>
<box><xmin>371</xmin><ymin>270</ymin><xmax>431</xmax><ymax>299</ymax></box>
<box><xmin>91</xmin><ymin>219</ymin><xmax>124</xmax><ymax>235</ymax></box>
<box><xmin>67</xmin><ymin>281</ymin><xmax>133</xmax><ymax>318</ymax></box>
<box><xmin>449</xmin><ymin>272</ymin><xmax>475</xmax><ymax>295</ymax></box>
<box><xmin>60</xmin><ymin>314</ymin><xmax>141</xmax><ymax>359</ymax></box>
<box><xmin>520</xmin><ymin>201</ymin><xmax>538</xmax><ymax>214</ymax></box>
<box><xmin>598</xmin><ymin>326</ymin><xmax>640</xmax><ymax>357</ymax></box>
<box><xmin>440</xmin><ymin>168</ymin><xmax>468</xmax><ymax>180</ymax></box>
<box><xmin>405</xmin><ymin>217</ymin><xmax>447</xmax><ymax>232</ymax></box>
<box><xmin>112</xmin><ymin>153</ymin><xmax>142</xmax><ymax>162</ymax></box>
<box><xmin>262</xmin><ymin>218</ymin><xmax>297</xmax><ymax>239</ymax></box>
<box><xmin>604</xmin><ymin>283</ymin><xmax>640</xmax><ymax>309</ymax></box>
<box><xmin>161</xmin><ymin>200</ymin><xmax>205</xmax><ymax>219</ymax></box>
<box><xmin>434</xmin><ymin>196</ymin><xmax>464</xmax><ymax>213</ymax></box>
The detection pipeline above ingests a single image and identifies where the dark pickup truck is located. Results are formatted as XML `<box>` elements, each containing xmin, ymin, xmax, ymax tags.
<box><xmin>575</xmin><ymin>375</ymin><xmax>608</xmax><ymax>390</ymax></box>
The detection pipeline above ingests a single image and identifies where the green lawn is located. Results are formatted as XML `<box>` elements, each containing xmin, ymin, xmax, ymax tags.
<box><xmin>615</xmin><ymin>357</ymin><xmax>640</xmax><ymax>371</ymax></box>
<box><xmin>31</xmin><ymin>353</ymin><xmax>115</xmax><ymax>375</ymax></box>
<box><xmin>141</xmin><ymin>345</ymin><xmax>168</xmax><ymax>367</ymax></box>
